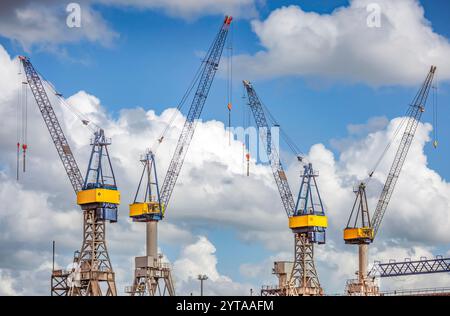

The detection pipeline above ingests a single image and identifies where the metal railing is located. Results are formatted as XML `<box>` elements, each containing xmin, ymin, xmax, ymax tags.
<box><xmin>381</xmin><ymin>287</ymin><xmax>450</xmax><ymax>296</ymax></box>
<box><xmin>369</xmin><ymin>256</ymin><xmax>450</xmax><ymax>277</ymax></box>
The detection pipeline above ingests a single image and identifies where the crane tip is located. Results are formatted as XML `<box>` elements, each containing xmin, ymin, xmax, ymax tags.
<box><xmin>224</xmin><ymin>16</ymin><xmax>233</xmax><ymax>25</ymax></box>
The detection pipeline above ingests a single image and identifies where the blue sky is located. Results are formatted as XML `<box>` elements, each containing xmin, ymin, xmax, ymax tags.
<box><xmin>2</xmin><ymin>1</ymin><xmax>448</xmax><ymax>178</ymax></box>
<box><xmin>0</xmin><ymin>0</ymin><xmax>450</xmax><ymax>295</ymax></box>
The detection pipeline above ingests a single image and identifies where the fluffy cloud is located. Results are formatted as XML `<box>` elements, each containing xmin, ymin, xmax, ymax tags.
<box><xmin>0</xmin><ymin>0</ymin><xmax>256</xmax><ymax>50</ymax></box>
<box><xmin>0</xmin><ymin>1</ymin><xmax>118</xmax><ymax>50</ymax></box>
<box><xmin>173</xmin><ymin>236</ymin><xmax>252</xmax><ymax>295</ymax></box>
<box><xmin>235</xmin><ymin>0</ymin><xmax>450</xmax><ymax>86</ymax></box>
<box><xmin>96</xmin><ymin>0</ymin><xmax>257</xmax><ymax>19</ymax></box>
<box><xmin>0</xmin><ymin>270</ymin><xmax>18</xmax><ymax>295</ymax></box>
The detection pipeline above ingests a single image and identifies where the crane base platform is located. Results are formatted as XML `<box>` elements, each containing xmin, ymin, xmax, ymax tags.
<box><xmin>126</xmin><ymin>255</ymin><xmax>175</xmax><ymax>296</ymax></box>
<box><xmin>346</xmin><ymin>278</ymin><xmax>379</xmax><ymax>296</ymax></box>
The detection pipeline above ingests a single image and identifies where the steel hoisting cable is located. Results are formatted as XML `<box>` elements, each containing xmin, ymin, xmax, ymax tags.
<box><xmin>16</xmin><ymin>59</ymin><xmax>22</xmax><ymax>180</ymax></box>
<box><xmin>365</xmin><ymin>105</ymin><xmax>412</xmax><ymax>184</ymax></box>
<box><xmin>36</xmin><ymin>70</ymin><xmax>99</xmax><ymax>133</ymax></box>
<box><xmin>241</xmin><ymin>85</ymin><xmax>247</xmax><ymax>174</ymax></box>
<box><xmin>22</xmin><ymin>69</ymin><xmax>28</xmax><ymax>172</ymax></box>
<box><xmin>227</xmin><ymin>22</ymin><xmax>233</xmax><ymax>146</ymax></box>
<box><xmin>432</xmin><ymin>79</ymin><xmax>438</xmax><ymax>148</ymax></box>
<box><xmin>365</xmin><ymin>73</ymin><xmax>432</xmax><ymax>183</ymax></box>
<box><xmin>259</xmin><ymin>98</ymin><xmax>306</xmax><ymax>162</ymax></box>
<box><xmin>148</xmin><ymin>36</ymin><xmax>217</xmax><ymax>155</ymax></box>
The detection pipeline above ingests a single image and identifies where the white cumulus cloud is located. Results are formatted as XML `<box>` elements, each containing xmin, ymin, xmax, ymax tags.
<box><xmin>0</xmin><ymin>0</ymin><xmax>257</xmax><ymax>50</ymax></box>
<box><xmin>235</xmin><ymin>0</ymin><xmax>450</xmax><ymax>86</ymax></box>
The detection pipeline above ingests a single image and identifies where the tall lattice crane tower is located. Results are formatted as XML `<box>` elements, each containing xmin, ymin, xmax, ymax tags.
<box><xmin>126</xmin><ymin>16</ymin><xmax>233</xmax><ymax>296</ymax></box>
<box><xmin>343</xmin><ymin>66</ymin><xmax>437</xmax><ymax>296</ymax></box>
<box><xmin>243</xmin><ymin>80</ymin><xmax>327</xmax><ymax>296</ymax></box>
<box><xmin>126</xmin><ymin>152</ymin><xmax>175</xmax><ymax>295</ymax></box>
<box><xmin>19</xmin><ymin>56</ymin><xmax>119</xmax><ymax>296</ymax></box>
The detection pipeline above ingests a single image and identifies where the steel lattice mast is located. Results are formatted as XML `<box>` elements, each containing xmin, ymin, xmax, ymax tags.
<box><xmin>19</xmin><ymin>56</ymin><xmax>83</xmax><ymax>194</ymax></box>
<box><xmin>159</xmin><ymin>16</ymin><xmax>232</xmax><ymax>210</ymax></box>
<box><xmin>19</xmin><ymin>56</ymin><xmax>119</xmax><ymax>296</ymax></box>
<box><xmin>243</xmin><ymin>80</ymin><xmax>327</xmax><ymax>296</ymax></box>
<box><xmin>344</xmin><ymin>66</ymin><xmax>437</xmax><ymax>296</ymax></box>
<box><xmin>127</xmin><ymin>16</ymin><xmax>232</xmax><ymax>296</ymax></box>
<box><xmin>127</xmin><ymin>152</ymin><xmax>175</xmax><ymax>296</ymax></box>
<box><xmin>371</xmin><ymin>66</ymin><xmax>436</xmax><ymax>236</ymax></box>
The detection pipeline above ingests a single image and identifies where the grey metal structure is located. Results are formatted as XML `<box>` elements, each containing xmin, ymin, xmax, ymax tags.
<box><xmin>198</xmin><ymin>274</ymin><xmax>208</xmax><ymax>296</ymax></box>
<box><xmin>127</xmin><ymin>16</ymin><xmax>232</xmax><ymax>296</ymax></box>
<box><xmin>50</xmin><ymin>269</ymin><xmax>70</xmax><ymax>296</ymax></box>
<box><xmin>344</xmin><ymin>66</ymin><xmax>437</xmax><ymax>296</ymax></box>
<box><xmin>125</xmin><ymin>243</ymin><xmax>175</xmax><ymax>296</ymax></box>
<box><xmin>244</xmin><ymin>80</ymin><xmax>323</xmax><ymax>296</ymax></box>
<box><xmin>126</xmin><ymin>154</ymin><xmax>175</xmax><ymax>296</ymax></box>
<box><xmin>159</xmin><ymin>16</ymin><xmax>232</xmax><ymax>210</ymax></box>
<box><xmin>371</xmin><ymin>66</ymin><xmax>437</xmax><ymax>237</ymax></box>
<box><xmin>20</xmin><ymin>57</ymin><xmax>117</xmax><ymax>296</ymax></box>
<box><xmin>369</xmin><ymin>256</ymin><xmax>450</xmax><ymax>278</ymax></box>
<box><xmin>261</xmin><ymin>262</ymin><xmax>294</xmax><ymax>296</ymax></box>
<box><xmin>381</xmin><ymin>287</ymin><xmax>450</xmax><ymax>296</ymax></box>
<box><xmin>19</xmin><ymin>56</ymin><xmax>83</xmax><ymax>193</ymax></box>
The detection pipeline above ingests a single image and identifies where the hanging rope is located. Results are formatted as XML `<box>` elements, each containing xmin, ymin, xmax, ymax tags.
<box><xmin>37</xmin><ymin>70</ymin><xmax>99</xmax><ymax>133</ymax></box>
<box><xmin>259</xmin><ymin>98</ymin><xmax>306</xmax><ymax>163</ymax></box>
<box><xmin>21</xmin><ymin>69</ymin><xmax>28</xmax><ymax>173</ymax></box>
<box><xmin>16</xmin><ymin>59</ymin><xmax>22</xmax><ymax>180</ymax></box>
<box><xmin>432</xmin><ymin>78</ymin><xmax>438</xmax><ymax>149</ymax></box>
<box><xmin>148</xmin><ymin>31</ymin><xmax>218</xmax><ymax>155</ymax></box>
<box><xmin>366</xmin><ymin>105</ymin><xmax>412</xmax><ymax>184</ymax></box>
<box><xmin>242</xmin><ymin>85</ymin><xmax>252</xmax><ymax>176</ymax></box>
<box><xmin>227</xmin><ymin>22</ymin><xmax>233</xmax><ymax>146</ymax></box>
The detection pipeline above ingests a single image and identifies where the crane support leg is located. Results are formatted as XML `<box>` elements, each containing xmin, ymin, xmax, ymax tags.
<box><xmin>346</xmin><ymin>244</ymin><xmax>379</xmax><ymax>296</ymax></box>
<box><xmin>359</xmin><ymin>244</ymin><xmax>368</xmax><ymax>282</ymax></box>
<box><xmin>126</xmin><ymin>220</ymin><xmax>175</xmax><ymax>296</ymax></box>
<box><xmin>70</xmin><ymin>210</ymin><xmax>117</xmax><ymax>296</ymax></box>
<box><xmin>288</xmin><ymin>233</ymin><xmax>323</xmax><ymax>296</ymax></box>
<box><xmin>147</xmin><ymin>221</ymin><xmax>158</xmax><ymax>258</ymax></box>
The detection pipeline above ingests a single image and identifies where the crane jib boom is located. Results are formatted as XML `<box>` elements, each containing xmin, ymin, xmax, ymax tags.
<box><xmin>19</xmin><ymin>56</ymin><xmax>84</xmax><ymax>194</ymax></box>
<box><xmin>243</xmin><ymin>80</ymin><xmax>296</xmax><ymax>217</ymax></box>
<box><xmin>159</xmin><ymin>16</ymin><xmax>232</xmax><ymax>208</ymax></box>
<box><xmin>371</xmin><ymin>66</ymin><xmax>436</xmax><ymax>237</ymax></box>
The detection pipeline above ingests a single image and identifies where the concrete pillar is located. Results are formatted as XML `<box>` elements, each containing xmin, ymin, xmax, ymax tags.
<box><xmin>358</xmin><ymin>244</ymin><xmax>368</xmax><ymax>282</ymax></box>
<box><xmin>146</xmin><ymin>221</ymin><xmax>158</xmax><ymax>258</ymax></box>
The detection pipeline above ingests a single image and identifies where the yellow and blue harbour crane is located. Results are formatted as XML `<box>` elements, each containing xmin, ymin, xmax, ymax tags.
<box><xmin>126</xmin><ymin>16</ymin><xmax>233</xmax><ymax>296</ymax></box>
<box><xmin>344</xmin><ymin>66</ymin><xmax>437</xmax><ymax>295</ymax></box>
<box><xmin>243</xmin><ymin>80</ymin><xmax>327</xmax><ymax>296</ymax></box>
<box><xmin>18</xmin><ymin>56</ymin><xmax>119</xmax><ymax>296</ymax></box>
<box><xmin>129</xmin><ymin>151</ymin><xmax>164</xmax><ymax>223</ymax></box>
